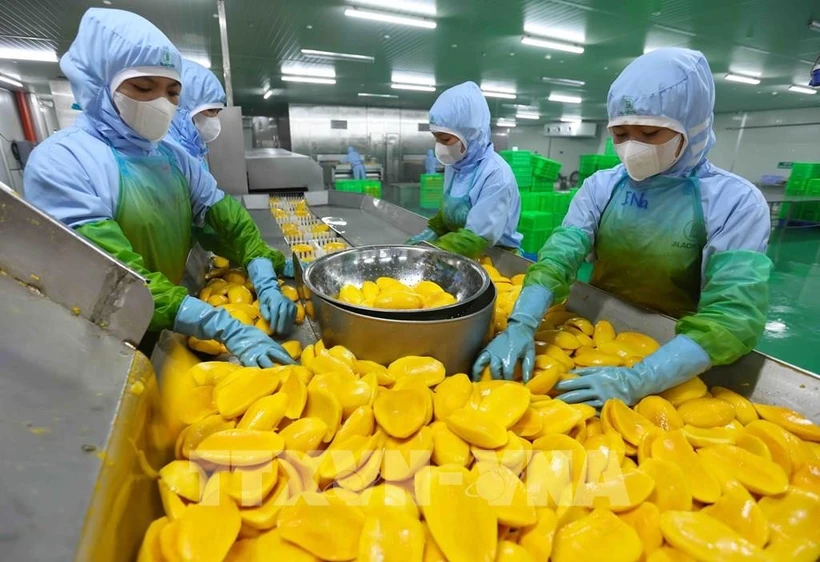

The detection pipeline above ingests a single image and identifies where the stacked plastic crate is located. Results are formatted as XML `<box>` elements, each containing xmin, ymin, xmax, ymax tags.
<box><xmin>576</xmin><ymin>154</ymin><xmax>621</xmax><ymax>187</ymax></box>
<box><xmin>419</xmin><ymin>173</ymin><xmax>444</xmax><ymax>209</ymax></box>
<box><xmin>500</xmin><ymin>150</ymin><xmax>534</xmax><ymax>190</ymax></box>
<box><xmin>781</xmin><ymin>163</ymin><xmax>820</xmax><ymax>224</ymax></box>
<box><xmin>335</xmin><ymin>179</ymin><xmax>382</xmax><ymax>198</ymax></box>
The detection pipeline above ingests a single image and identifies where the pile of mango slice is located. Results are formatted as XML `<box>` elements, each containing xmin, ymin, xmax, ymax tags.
<box><xmin>140</xmin><ymin>333</ymin><xmax>820</xmax><ymax>561</ymax></box>
<box><xmin>188</xmin><ymin>256</ymin><xmax>305</xmax><ymax>356</ymax></box>
<box><xmin>337</xmin><ymin>277</ymin><xmax>458</xmax><ymax>310</ymax></box>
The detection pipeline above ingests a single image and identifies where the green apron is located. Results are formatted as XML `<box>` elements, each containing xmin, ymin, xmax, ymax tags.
<box><xmin>590</xmin><ymin>173</ymin><xmax>707</xmax><ymax>318</ymax></box>
<box><xmin>112</xmin><ymin>145</ymin><xmax>192</xmax><ymax>284</ymax></box>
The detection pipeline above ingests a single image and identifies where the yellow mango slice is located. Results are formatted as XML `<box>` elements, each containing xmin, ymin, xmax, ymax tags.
<box><xmin>531</xmin><ymin>399</ymin><xmax>582</xmax><ymax>437</ymax></box>
<box><xmin>374</xmin><ymin>289</ymin><xmax>424</xmax><ymax>310</ymax></box>
<box><xmin>339</xmin><ymin>284</ymin><xmax>365</xmax><ymax>305</ymax></box>
<box><xmin>510</xmin><ymin>273</ymin><xmax>525</xmax><ymax>286</ymax></box>
<box><xmin>619</xmin><ymin>502</ymin><xmax>663</xmax><ymax>556</ymax></box>
<box><xmin>279</xmin><ymin>417</ymin><xmax>328</xmax><ymax>452</ymax></box>
<box><xmin>510</xmin><ymin>407</ymin><xmax>543</xmax><ymax>439</ymax></box>
<box><xmin>545</xmin><ymin>344</ymin><xmax>575</xmax><ymax>371</ymax></box>
<box><xmin>255</xmin><ymin>317</ymin><xmax>272</xmax><ymax>336</ymax></box>
<box><xmin>473</xmin><ymin>432</ymin><xmax>531</xmax><ymax>473</ymax></box>
<box><xmin>279</xmin><ymin>369</ymin><xmax>307</xmax><ymax>419</ymax></box>
<box><xmin>308</xmin><ymin>353</ymin><xmax>355</xmax><ymax>378</ymax></box>
<box><xmin>735</xmin><ymin>432</ymin><xmax>772</xmax><ymax>460</ymax></box>
<box><xmin>310</xmin><ymin>373</ymin><xmax>373</xmax><ymax>419</ymax></box>
<box><xmin>195</xmin><ymin>429</ymin><xmax>285</xmax><ymax>467</ymax></box>
<box><xmin>159</xmin><ymin>480</ymin><xmax>188</xmax><ymax>521</ymax></box>
<box><xmin>215</xmin><ymin>367</ymin><xmax>282</xmax><ymax>419</ymax></box>
<box><xmin>478</xmin><ymin>383</ymin><xmax>531</xmax><ymax>429</ymax></box>
<box><xmin>178</xmin><ymin>385</ymin><xmax>218</xmax><ymax>425</ymax></box>
<box><xmin>535</xmin><ymin>329</ymin><xmax>582</xmax><ymax>350</ymax></box>
<box><xmin>598</xmin><ymin>340</ymin><xmax>647</xmax><ymax>359</ymax></box>
<box><xmin>791</xmin><ymin>461</ymin><xmax>820</xmax><ymax>495</ymax></box>
<box><xmin>660</xmin><ymin>377</ymin><xmax>708</xmax><ymax>407</ymax></box>
<box><xmin>592</xmin><ymin>320</ymin><xmax>616</xmax><ymax>346</ymax></box>
<box><xmin>677</xmin><ymin>398</ymin><xmax>736</xmax><ymax>429</ymax></box>
<box><xmin>472</xmin><ymin>462</ymin><xmax>537</xmax><ymax>527</ymax></box>
<box><xmin>278</xmin><ymin>492</ymin><xmax>366</xmax><ymax>561</ymax></box>
<box><xmin>564</xmin><ymin>316</ymin><xmax>594</xmax><ymax>336</ymax></box>
<box><xmin>659</xmin><ymin>511</ymin><xmax>766</xmax><ymax>562</ymax></box>
<box><xmin>425</xmin><ymin>292</ymin><xmax>457</xmax><ymax>309</ymax></box>
<box><xmin>382</xmin><ymin>426</ymin><xmax>434</xmax><ymax>481</ymax></box>
<box><xmin>304</xmin><ymin>387</ymin><xmax>342</xmax><ymax>442</ymax></box>
<box><xmin>577</xmin><ymin>470</ymin><xmax>655</xmax><ymax>513</ymax></box>
<box><xmin>615</xmin><ymin>332</ymin><xmax>660</xmax><ymax>354</ymax></box>
<box><xmin>758</xmin><ymin>486</ymin><xmax>820</xmax><ymax>543</ymax></box>
<box><xmin>518</xmin><ymin>507</ymin><xmax>557</xmax><ymax>561</ymax></box>
<box><xmin>432</xmin><ymin>373</ymin><xmax>472</xmax><ymax>421</ymax></box>
<box><xmin>650</xmin><ymin>430</ymin><xmax>721</xmax><ymax>504</ymax></box>
<box><xmin>387</xmin><ymin>356</ymin><xmax>446</xmax><ymax>387</ymax></box>
<box><xmin>335</xmin><ymin>405</ymin><xmax>375</xmax><ymax>443</ymax></box>
<box><xmin>358</xmin><ymin>511</ymin><xmax>424</xmax><ymax>562</ymax></box>
<box><xmin>496</xmin><ymin>540</ymin><xmax>535</xmax><ymax>562</ymax></box>
<box><xmin>137</xmin><ymin>516</ymin><xmax>168</xmax><ymax>562</ymax></box>
<box><xmin>159</xmin><ymin>460</ymin><xmax>206</xmax><ymax>502</ymax></box>
<box><xmin>189</xmin><ymin>362</ymin><xmax>240</xmax><ymax>386</ymax></box>
<box><xmin>416</xmin><ymin>466</ymin><xmax>497</xmax><ymax>562</ymax></box>
<box><xmin>178</xmin><ymin>415</ymin><xmax>236</xmax><ymax>459</ymax></box>
<box><xmin>446</xmin><ymin>408</ymin><xmax>508</xmax><ymax>449</ymax></box>
<box><xmin>698</xmin><ymin>444</ymin><xmax>788</xmax><ymax>496</ymax></box>
<box><xmin>318</xmin><ymin>433</ymin><xmax>380</xmax><ymax>481</ymax></box>
<box><xmin>431</xmin><ymin>422</ymin><xmax>472</xmax><ymax>467</ymax></box>
<box><xmin>682</xmin><ymin>425</ymin><xmax>738</xmax><ymax>448</ymax></box>
<box><xmin>374</xmin><ymin>386</ymin><xmax>428</xmax><ymax>438</ymax></box>
<box><xmin>608</xmin><ymin>399</ymin><xmax>660</xmax><ymax>446</ymax></box>
<box><xmin>337</xmin><ymin>441</ymin><xmax>386</xmax><ymax>492</ymax></box>
<box><xmin>552</xmin><ymin>508</ymin><xmax>643</xmax><ymax>562</ymax></box>
<box><xmin>239</xmin><ymin>472</ymin><xmax>291</xmax><ymax>531</ymax></box>
<box><xmin>583</xmin><ymin>432</ymin><xmax>624</xmax><ymax>482</ymax></box>
<box><xmin>635</xmin><ymin>395</ymin><xmax>684</xmax><ymax>431</ymax></box>
<box><xmin>743</xmin><ymin>420</ymin><xmax>794</xmax><ymax>476</ymax></box>
<box><xmin>221</xmin><ymin>460</ymin><xmax>279</xmax><ymax>506</ymax></box>
<box><xmin>159</xmin><ymin>519</ymin><xmax>183</xmax><ymax>562</ymax></box>
<box><xmin>763</xmin><ymin>537</ymin><xmax>820</xmax><ymax>562</ymax></box>
<box><xmin>753</xmin><ymin>403</ymin><xmax>820</xmax><ymax>442</ymax></box>
<box><xmin>532</xmin><ymin>433</ymin><xmax>588</xmax><ymax>486</ymax></box>
<box><xmin>646</xmin><ymin>547</ymin><xmax>697</xmax><ymax>562</ymax></box>
<box><xmin>360</xmin><ymin>280</ymin><xmax>379</xmax><ymax>301</ymax></box>
<box><xmin>710</xmin><ymin>387</ymin><xmax>759</xmax><ymax>425</ymax></box>
<box><xmin>178</xmin><ymin>499</ymin><xmax>241</xmax><ymax>562</ymax></box>
<box><xmin>359</xmin><ymin>483</ymin><xmax>419</xmax><ymax>520</ymax></box>
<box><xmin>237</xmin><ymin>393</ymin><xmax>288</xmax><ymax>431</ymax></box>
<box><xmin>702</xmin><ymin>481</ymin><xmax>768</xmax><ymax>547</ymax></box>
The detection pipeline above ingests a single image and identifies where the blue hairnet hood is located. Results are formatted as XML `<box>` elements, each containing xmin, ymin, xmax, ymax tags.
<box><xmin>607</xmin><ymin>48</ymin><xmax>716</xmax><ymax>177</ymax></box>
<box><xmin>169</xmin><ymin>58</ymin><xmax>225</xmax><ymax>159</ymax></box>
<box><xmin>429</xmin><ymin>81</ymin><xmax>491</xmax><ymax>171</ymax></box>
<box><xmin>60</xmin><ymin>8</ymin><xmax>182</xmax><ymax>152</ymax></box>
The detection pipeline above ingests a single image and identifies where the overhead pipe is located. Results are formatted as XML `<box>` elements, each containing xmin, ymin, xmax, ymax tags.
<box><xmin>15</xmin><ymin>91</ymin><xmax>37</xmax><ymax>142</ymax></box>
<box><xmin>217</xmin><ymin>0</ymin><xmax>234</xmax><ymax>106</ymax></box>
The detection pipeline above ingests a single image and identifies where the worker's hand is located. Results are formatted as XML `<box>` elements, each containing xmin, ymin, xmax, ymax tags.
<box><xmin>247</xmin><ymin>258</ymin><xmax>296</xmax><ymax>335</ymax></box>
<box><xmin>406</xmin><ymin>228</ymin><xmax>439</xmax><ymax>245</ymax></box>
<box><xmin>173</xmin><ymin>296</ymin><xmax>296</xmax><ymax>368</ymax></box>
<box><xmin>554</xmin><ymin>335</ymin><xmax>712</xmax><ymax>408</ymax></box>
<box><xmin>472</xmin><ymin>323</ymin><xmax>536</xmax><ymax>381</ymax></box>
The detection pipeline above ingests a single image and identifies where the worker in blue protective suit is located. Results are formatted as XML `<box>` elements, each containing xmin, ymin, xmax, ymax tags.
<box><xmin>23</xmin><ymin>8</ymin><xmax>295</xmax><ymax>368</ymax></box>
<box><xmin>473</xmin><ymin>48</ymin><xmax>772</xmax><ymax>408</ymax></box>
<box><xmin>407</xmin><ymin>81</ymin><xmax>522</xmax><ymax>259</ymax></box>
<box><xmin>347</xmin><ymin>146</ymin><xmax>367</xmax><ymax>180</ymax></box>
<box><xmin>423</xmin><ymin>148</ymin><xmax>438</xmax><ymax>175</ymax></box>
<box><xmin>167</xmin><ymin>58</ymin><xmax>226</xmax><ymax>170</ymax></box>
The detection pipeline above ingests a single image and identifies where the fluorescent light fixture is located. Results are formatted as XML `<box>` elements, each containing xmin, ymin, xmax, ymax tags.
<box><xmin>496</xmin><ymin>119</ymin><xmax>517</xmax><ymax>128</ymax></box>
<box><xmin>0</xmin><ymin>74</ymin><xmax>23</xmax><ymax>88</ymax></box>
<box><xmin>810</xmin><ymin>20</ymin><xmax>820</xmax><ymax>32</ymax></box>
<box><xmin>301</xmin><ymin>49</ymin><xmax>374</xmax><ymax>63</ymax></box>
<box><xmin>560</xmin><ymin>117</ymin><xmax>582</xmax><ymax>123</ymax></box>
<box><xmin>542</xmin><ymin>76</ymin><xmax>585</xmax><ymax>87</ymax></box>
<box><xmin>523</xmin><ymin>24</ymin><xmax>585</xmax><ymax>44</ymax></box>
<box><xmin>521</xmin><ymin>36</ymin><xmax>584</xmax><ymax>54</ymax></box>
<box><xmin>263</xmin><ymin>89</ymin><xmax>273</xmax><ymax>99</ymax></box>
<box><xmin>516</xmin><ymin>112</ymin><xmax>540</xmax><ymax>120</ymax></box>
<box><xmin>391</xmin><ymin>83</ymin><xmax>435</xmax><ymax>92</ymax></box>
<box><xmin>347</xmin><ymin>0</ymin><xmax>436</xmax><ymax>16</ymax></box>
<box><xmin>344</xmin><ymin>7</ymin><xmax>436</xmax><ymax>29</ymax></box>
<box><xmin>391</xmin><ymin>71</ymin><xmax>435</xmax><ymax>86</ymax></box>
<box><xmin>788</xmin><ymin>85</ymin><xmax>817</xmax><ymax>94</ymax></box>
<box><xmin>548</xmin><ymin>93</ymin><xmax>582</xmax><ymax>104</ymax></box>
<box><xmin>482</xmin><ymin>90</ymin><xmax>517</xmax><ymax>99</ymax></box>
<box><xmin>281</xmin><ymin>62</ymin><xmax>336</xmax><ymax>78</ymax></box>
<box><xmin>282</xmin><ymin>75</ymin><xmax>336</xmax><ymax>84</ymax></box>
<box><xmin>725</xmin><ymin>73</ymin><xmax>760</xmax><ymax>85</ymax></box>
<box><xmin>358</xmin><ymin>92</ymin><xmax>399</xmax><ymax>98</ymax></box>
<box><xmin>0</xmin><ymin>47</ymin><xmax>58</xmax><ymax>62</ymax></box>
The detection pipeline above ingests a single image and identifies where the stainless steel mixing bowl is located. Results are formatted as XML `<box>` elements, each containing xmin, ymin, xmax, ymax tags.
<box><xmin>302</xmin><ymin>245</ymin><xmax>491</xmax><ymax>320</ymax></box>
<box><xmin>310</xmin><ymin>281</ymin><xmax>496</xmax><ymax>374</ymax></box>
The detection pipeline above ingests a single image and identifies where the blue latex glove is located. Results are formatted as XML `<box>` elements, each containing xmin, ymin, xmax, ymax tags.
<box><xmin>282</xmin><ymin>257</ymin><xmax>295</xmax><ymax>279</ymax></box>
<box><xmin>174</xmin><ymin>296</ymin><xmax>296</xmax><ymax>368</ymax></box>
<box><xmin>554</xmin><ymin>335</ymin><xmax>712</xmax><ymax>409</ymax></box>
<box><xmin>247</xmin><ymin>257</ymin><xmax>296</xmax><ymax>335</ymax></box>
<box><xmin>406</xmin><ymin>228</ymin><xmax>439</xmax><ymax>245</ymax></box>
<box><xmin>472</xmin><ymin>285</ymin><xmax>553</xmax><ymax>381</ymax></box>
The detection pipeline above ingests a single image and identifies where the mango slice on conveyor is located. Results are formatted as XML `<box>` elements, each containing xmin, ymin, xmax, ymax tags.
<box><xmin>650</xmin><ymin>430</ymin><xmax>721</xmax><ymax>504</ymax></box>
<box><xmin>446</xmin><ymin>408</ymin><xmax>508</xmax><ymax>449</ymax></box>
<box><xmin>194</xmin><ymin>429</ymin><xmax>285</xmax><ymax>467</ymax></box>
<box><xmin>277</xmin><ymin>492</ymin><xmax>366</xmax><ymax>561</ymax></box>
<box><xmin>659</xmin><ymin>510</ymin><xmax>767</xmax><ymax>562</ymax></box>
<box><xmin>358</xmin><ymin>510</ymin><xmax>424</xmax><ymax>562</ymax></box>
<box><xmin>552</xmin><ymin>508</ymin><xmax>643</xmax><ymax>562</ymax></box>
<box><xmin>697</xmin><ymin>444</ymin><xmax>789</xmax><ymax>496</ymax></box>
<box><xmin>677</xmin><ymin>397</ymin><xmax>737</xmax><ymax>428</ymax></box>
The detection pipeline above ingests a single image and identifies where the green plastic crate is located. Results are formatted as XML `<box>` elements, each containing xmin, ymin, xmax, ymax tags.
<box><xmin>520</xmin><ymin>192</ymin><xmax>549</xmax><ymax>213</ymax></box>
<box><xmin>530</xmin><ymin>178</ymin><xmax>555</xmax><ymax>192</ymax></box>
<box><xmin>335</xmin><ymin>179</ymin><xmax>365</xmax><ymax>192</ymax></box>
<box><xmin>531</xmin><ymin>155</ymin><xmax>562</xmax><ymax>181</ymax></box>
<box><xmin>807</xmin><ymin>178</ymin><xmax>820</xmax><ymax>195</ymax></box>
<box><xmin>788</xmin><ymin>162</ymin><xmax>820</xmax><ymax>178</ymax></box>
<box><xmin>518</xmin><ymin>211</ymin><xmax>551</xmax><ymax>232</ymax></box>
<box><xmin>420</xmin><ymin>185</ymin><xmax>442</xmax><ymax>209</ymax></box>
<box><xmin>500</xmin><ymin>150</ymin><xmax>533</xmax><ymax>166</ymax></box>
<box><xmin>521</xmin><ymin>231</ymin><xmax>550</xmax><ymax>254</ymax></box>
<box><xmin>363</xmin><ymin>180</ymin><xmax>382</xmax><ymax>198</ymax></box>
<box><xmin>579</xmin><ymin>154</ymin><xmax>621</xmax><ymax>175</ymax></box>
<box><xmin>785</xmin><ymin>178</ymin><xmax>807</xmax><ymax>195</ymax></box>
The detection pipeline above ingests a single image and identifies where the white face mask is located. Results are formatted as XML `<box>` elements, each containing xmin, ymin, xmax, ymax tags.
<box><xmin>435</xmin><ymin>140</ymin><xmax>466</xmax><ymax>166</ymax></box>
<box><xmin>193</xmin><ymin>112</ymin><xmax>222</xmax><ymax>143</ymax></box>
<box><xmin>112</xmin><ymin>91</ymin><xmax>177</xmax><ymax>142</ymax></box>
<box><xmin>614</xmin><ymin>133</ymin><xmax>685</xmax><ymax>181</ymax></box>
